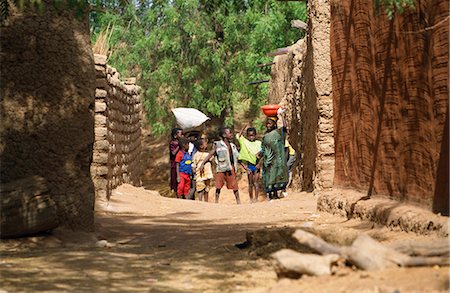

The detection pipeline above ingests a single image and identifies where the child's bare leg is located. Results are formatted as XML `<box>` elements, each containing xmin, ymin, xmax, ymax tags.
<box><xmin>233</xmin><ymin>190</ymin><xmax>241</xmax><ymax>204</ymax></box>
<box><xmin>204</xmin><ymin>180</ymin><xmax>210</xmax><ymax>202</ymax></box>
<box><xmin>273</xmin><ymin>191</ymin><xmax>279</xmax><ymax>199</ymax></box>
<box><xmin>198</xmin><ymin>190</ymin><xmax>204</xmax><ymax>201</ymax></box>
<box><xmin>215</xmin><ymin>188</ymin><xmax>221</xmax><ymax>203</ymax></box>
<box><xmin>253</xmin><ymin>171</ymin><xmax>260</xmax><ymax>203</ymax></box>
<box><xmin>247</xmin><ymin>172</ymin><xmax>254</xmax><ymax>202</ymax></box>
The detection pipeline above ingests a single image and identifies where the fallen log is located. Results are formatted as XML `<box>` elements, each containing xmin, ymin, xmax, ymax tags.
<box><xmin>404</xmin><ymin>256</ymin><xmax>449</xmax><ymax>267</ymax></box>
<box><xmin>344</xmin><ymin>235</ymin><xmax>449</xmax><ymax>270</ymax></box>
<box><xmin>342</xmin><ymin>234</ymin><xmax>410</xmax><ymax>270</ymax></box>
<box><xmin>271</xmin><ymin>249</ymin><xmax>340</xmax><ymax>277</ymax></box>
<box><xmin>291</xmin><ymin>229</ymin><xmax>449</xmax><ymax>271</ymax></box>
<box><xmin>292</xmin><ymin>229</ymin><xmax>342</xmax><ymax>255</ymax></box>
<box><xmin>388</xmin><ymin>239</ymin><xmax>449</xmax><ymax>257</ymax></box>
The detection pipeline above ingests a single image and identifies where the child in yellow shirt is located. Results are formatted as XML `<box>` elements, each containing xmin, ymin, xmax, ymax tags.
<box><xmin>237</xmin><ymin>126</ymin><xmax>262</xmax><ymax>203</ymax></box>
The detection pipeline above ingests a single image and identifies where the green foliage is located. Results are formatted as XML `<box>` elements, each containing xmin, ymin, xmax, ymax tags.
<box><xmin>91</xmin><ymin>0</ymin><xmax>307</xmax><ymax>135</ymax></box>
<box><xmin>1</xmin><ymin>0</ymin><xmax>92</xmax><ymax>24</ymax></box>
<box><xmin>0</xmin><ymin>0</ymin><xmax>305</xmax><ymax>135</ymax></box>
<box><xmin>374</xmin><ymin>0</ymin><xmax>415</xmax><ymax>19</ymax></box>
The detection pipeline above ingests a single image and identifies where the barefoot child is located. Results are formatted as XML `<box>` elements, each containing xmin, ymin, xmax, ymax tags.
<box><xmin>261</xmin><ymin>107</ymin><xmax>289</xmax><ymax>200</ymax></box>
<box><xmin>237</xmin><ymin>125</ymin><xmax>262</xmax><ymax>203</ymax></box>
<box><xmin>192</xmin><ymin>138</ymin><xmax>214</xmax><ymax>201</ymax></box>
<box><xmin>175</xmin><ymin>137</ymin><xmax>193</xmax><ymax>199</ymax></box>
<box><xmin>169</xmin><ymin>128</ymin><xmax>183</xmax><ymax>194</ymax></box>
<box><xmin>200</xmin><ymin>127</ymin><xmax>241</xmax><ymax>204</ymax></box>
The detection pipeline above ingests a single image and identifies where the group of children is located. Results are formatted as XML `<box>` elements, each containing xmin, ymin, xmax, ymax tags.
<box><xmin>169</xmin><ymin>128</ymin><xmax>214</xmax><ymax>201</ymax></box>
<box><xmin>169</xmin><ymin>113</ymin><xmax>296</xmax><ymax>204</ymax></box>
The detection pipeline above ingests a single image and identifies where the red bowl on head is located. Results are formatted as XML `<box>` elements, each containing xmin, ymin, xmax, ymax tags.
<box><xmin>261</xmin><ymin>104</ymin><xmax>280</xmax><ymax>116</ymax></box>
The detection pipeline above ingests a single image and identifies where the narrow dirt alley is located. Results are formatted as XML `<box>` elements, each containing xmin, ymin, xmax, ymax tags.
<box><xmin>1</xmin><ymin>183</ymin><xmax>448</xmax><ymax>293</ymax></box>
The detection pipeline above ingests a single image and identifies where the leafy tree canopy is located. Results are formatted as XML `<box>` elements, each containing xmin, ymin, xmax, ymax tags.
<box><xmin>1</xmin><ymin>0</ymin><xmax>415</xmax><ymax>134</ymax></box>
<box><xmin>90</xmin><ymin>0</ymin><xmax>307</xmax><ymax>134</ymax></box>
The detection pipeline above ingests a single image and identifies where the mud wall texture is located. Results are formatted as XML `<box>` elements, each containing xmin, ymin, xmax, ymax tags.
<box><xmin>93</xmin><ymin>55</ymin><xmax>143</xmax><ymax>202</ymax></box>
<box><xmin>308</xmin><ymin>0</ymin><xmax>334</xmax><ymax>192</ymax></box>
<box><xmin>269</xmin><ymin>0</ymin><xmax>334</xmax><ymax>193</ymax></box>
<box><xmin>0</xmin><ymin>5</ymin><xmax>96</xmax><ymax>230</ymax></box>
<box><xmin>331</xmin><ymin>0</ymin><xmax>448</xmax><ymax>213</ymax></box>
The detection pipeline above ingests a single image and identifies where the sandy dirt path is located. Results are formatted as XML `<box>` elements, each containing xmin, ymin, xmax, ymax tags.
<box><xmin>1</xmin><ymin>183</ymin><xmax>448</xmax><ymax>293</ymax></box>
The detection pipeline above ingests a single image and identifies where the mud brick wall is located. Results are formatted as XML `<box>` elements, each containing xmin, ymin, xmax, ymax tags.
<box><xmin>308</xmin><ymin>0</ymin><xmax>334</xmax><ymax>192</ymax></box>
<box><xmin>0</xmin><ymin>4</ymin><xmax>96</xmax><ymax>231</ymax></box>
<box><xmin>93</xmin><ymin>54</ymin><xmax>143</xmax><ymax>201</ymax></box>
<box><xmin>269</xmin><ymin>40</ymin><xmax>313</xmax><ymax>191</ymax></box>
<box><xmin>331</xmin><ymin>0</ymin><xmax>448</xmax><ymax>213</ymax></box>
<box><xmin>269</xmin><ymin>0</ymin><xmax>334</xmax><ymax>193</ymax></box>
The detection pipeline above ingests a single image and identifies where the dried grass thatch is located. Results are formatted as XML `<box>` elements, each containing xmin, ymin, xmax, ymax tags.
<box><xmin>92</xmin><ymin>23</ymin><xmax>114</xmax><ymax>56</ymax></box>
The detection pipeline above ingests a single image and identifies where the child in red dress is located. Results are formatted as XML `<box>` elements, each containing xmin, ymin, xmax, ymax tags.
<box><xmin>175</xmin><ymin>138</ymin><xmax>193</xmax><ymax>199</ymax></box>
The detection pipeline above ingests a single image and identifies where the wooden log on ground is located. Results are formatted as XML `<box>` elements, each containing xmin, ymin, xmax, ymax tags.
<box><xmin>292</xmin><ymin>229</ymin><xmax>342</xmax><ymax>255</ymax></box>
<box><xmin>1</xmin><ymin>176</ymin><xmax>59</xmax><ymax>238</ymax></box>
<box><xmin>404</xmin><ymin>256</ymin><xmax>449</xmax><ymax>267</ymax></box>
<box><xmin>388</xmin><ymin>239</ymin><xmax>449</xmax><ymax>257</ymax></box>
<box><xmin>342</xmin><ymin>234</ymin><xmax>410</xmax><ymax>270</ymax></box>
<box><xmin>271</xmin><ymin>249</ymin><xmax>340</xmax><ymax>278</ymax></box>
<box><xmin>344</xmin><ymin>235</ymin><xmax>450</xmax><ymax>270</ymax></box>
<box><xmin>292</xmin><ymin>230</ymin><xmax>449</xmax><ymax>271</ymax></box>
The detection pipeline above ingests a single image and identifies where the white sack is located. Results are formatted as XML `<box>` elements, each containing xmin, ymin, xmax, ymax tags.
<box><xmin>171</xmin><ymin>107</ymin><xmax>210</xmax><ymax>130</ymax></box>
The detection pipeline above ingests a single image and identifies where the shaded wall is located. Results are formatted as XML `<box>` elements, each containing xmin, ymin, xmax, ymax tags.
<box><xmin>0</xmin><ymin>4</ymin><xmax>96</xmax><ymax>230</ymax></box>
<box><xmin>269</xmin><ymin>40</ymin><xmax>317</xmax><ymax>192</ymax></box>
<box><xmin>331</xmin><ymin>0</ymin><xmax>449</xmax><ymax>213</ymax></box>
<box><xmin>92</xmin><ymin>55</ymin><xmax>143</xmax><ymax>202</ymax></box>
<box><xmin>269</xmin><ymin>0</ymin><xmax>333</xmax><ymax>193</ymax></box>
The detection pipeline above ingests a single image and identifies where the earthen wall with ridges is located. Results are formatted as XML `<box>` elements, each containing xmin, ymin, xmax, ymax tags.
<box><xmin>93</xmin><ymin>54</ymin><xmax>143</xmax><ymax>201</ymax></box>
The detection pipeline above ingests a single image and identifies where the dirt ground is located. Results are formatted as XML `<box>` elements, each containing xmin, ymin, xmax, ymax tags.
<box><xmin>0</xmin><ymin>135</ymin><xmax>449</xmax><ymax>293</ymax></box>
<box><xmin>1</xmin><ymin>184</ymin><xmax>448</xmax><ymax>293</ymax></box>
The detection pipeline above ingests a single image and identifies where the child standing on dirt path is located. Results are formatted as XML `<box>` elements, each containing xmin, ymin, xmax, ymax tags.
<box><xmin>260</xmin><ymin>107</ymin><xmax>289</xmax><ymax>200</ymax></box>
<box><xmin>169</xmin><ymin>127</ymin><xmax>183</xmax><ymax>194</ymax></box>
<box><xmin>281</xmin><ymin>137</ymin><xmax>297</xmax><ymax>198</ymax></box>
<box><xmin>199</xmin><ymin>127</ymin><xmax>241</xmax><ymax>204</ymax></box>
<box><xmin>175</xmin><ymin>137</ymin><xmax>193</xmax><ymax>199</ymax></box>
<box><xmin>192</xmin><ymin>138</ymin><xmax>214</xmax><ymax>202</ymax></box>
<box><xmin>186</xmin><ymin>132</ymin><xmax>199</xmax><ymax>200</ymax></box>
<box><xmin>237</xmin><ymin>124</ymin><xmax>262</xmax><ymax>203</ymax></box>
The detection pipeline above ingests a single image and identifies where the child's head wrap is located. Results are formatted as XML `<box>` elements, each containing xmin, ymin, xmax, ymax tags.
<box><xmin>267</xmin><ymin>116</ymin><xmax>278</xmax><ymax>122</ymax></box>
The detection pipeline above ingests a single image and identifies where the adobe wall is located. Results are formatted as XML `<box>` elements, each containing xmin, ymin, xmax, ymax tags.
<box><xmin>92</xmin><ymin>55</ymin><xmax>143</xmax><ymax>202</ymax></box>
<box><xmin>308</xmin><ymin>0</ymin><xmax>335</xmax><ymax>192</ymax></box>
<box><xmin>0</xmin><ymin>5</ymin><xmax>96</xmax><ymax>230</ymax></box>
<box><xmin>330</xmin><ymin>0</ymin><xmax>449</xmax><ymax>213</ymax></box>
<box><xmin>269</xmin><ymin>0</ymin><xmax>334</xmax><ymax>193</ymax></box>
